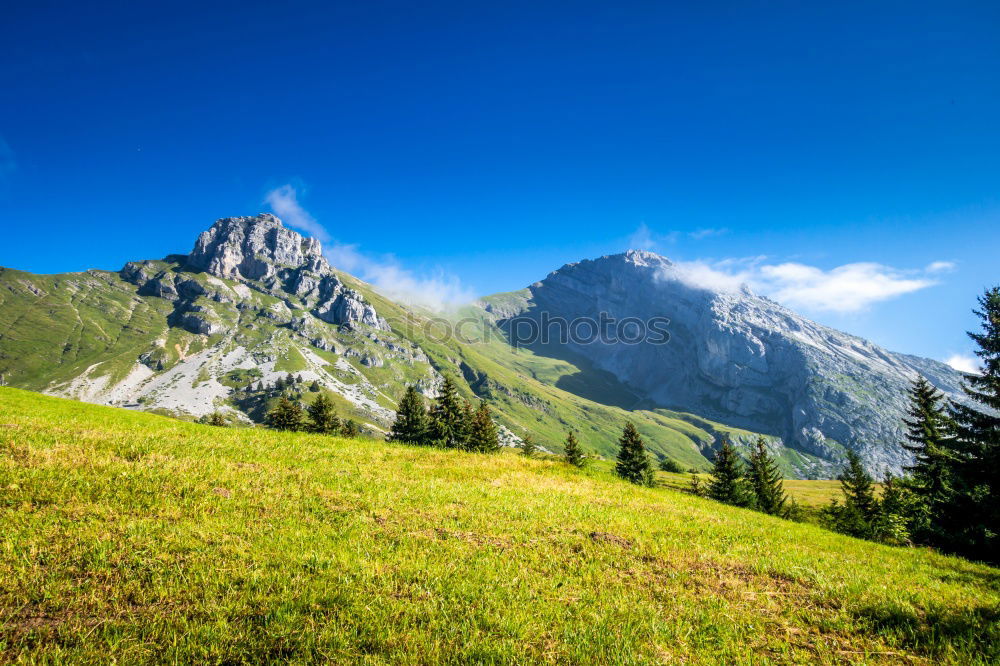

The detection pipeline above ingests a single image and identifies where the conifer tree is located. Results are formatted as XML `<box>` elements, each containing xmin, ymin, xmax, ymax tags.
<box><xmin>267</xmin><ymin>397</ymin><xmax>304</xmax><ymax>431</ymax></box>
<box><xmin>340</xmin><ymin>419</ymin><xmax>359</xmax><ymax>437</ymax></box>
<box><xmin>309</xmin><ymin>380</ymin><xmax>321</xmax><ymax>392</ymax></box>
<box><xmin>520</xmin><ymin>434</ymin><xmax>538</xmax><ymax>457</ymax></box>
<box><xmin>900</xmin><ymin>375</ymin><xmax>955</xmax><ymax>541</ymax></box>
<box><xmin>459</xmin><ymin>400</ymin><xmax>475</xmax><ymax>450</ymax></box>
<box><xmin>563</xmin><ymin>431</ymin><xmax>586</xmax><ymax>468</ymax></box>
<box><xmin>839</xmin><ymin>449</ymin><xmax>879</xmax><ymax>519</ymax></box>
<box><xmin>707</xmin><ymin>440</ymin><xmax>751</xmax><ymax>506</ymax></box>
<box><xmin>307</xmin><ymin>393</ymin><xmax>340</xmax><ymax>434</ymax></box>
<box><xmin>745</xmin><ymin>436</ymin><xmax>787</xmax><ymax>515</ymax></box>
<box><xmin>207</xmin><ymin>412</ymin><xmax>226</xmax><ymax>427</ymax></box>
<box><xmin>943</xmin><ymin>287</ymin><xmax>1000</xmax><ymax>561</ymax></box>
<box><xmin>429</xmin><ymin>375</ymin><xmax>466</xmax><ymax>448</ymax></box>
<box><xmin>468</xmin><ymin>401</ymin><xmax>501</xmax><ymax>453</ymax></box>
<box><xmin>388</xmin><ymin>385</ymin><xmax>430</xmax><ymax>444</ymax></box>
<box><xmin>615</xmin><ymin>422</ymin><xmax>652</xmax><ymax>485</ymax></box>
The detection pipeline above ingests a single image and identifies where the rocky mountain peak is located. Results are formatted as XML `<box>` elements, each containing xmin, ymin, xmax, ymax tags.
<box><xmin>119</xmin><ymin>214</ymin><xmax>389</xmax><ymax>333</ymax></box>
<box><xmin>187</xmin><ymin>214</ymin><xmax>328</xmax><ymax>282</ymax></box>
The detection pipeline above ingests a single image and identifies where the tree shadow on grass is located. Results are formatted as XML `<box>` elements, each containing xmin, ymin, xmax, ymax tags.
<box><xmin>855</xmin><ymin>602</ymin><xmax>1000</xmax><ymax>660</ymax></box>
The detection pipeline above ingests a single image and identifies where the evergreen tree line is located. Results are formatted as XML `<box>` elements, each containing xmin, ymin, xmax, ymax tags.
<box><xmin>387</xmin><ymin>377</ymin><xmax>501</xmax><ymax>453</ymax></box>
<box><xmin>820</xmin><ymin>287</ymin><xmax>1000</xmax><ymax>563</ymax></box>
<box><xmin>692</xmin><ymin>436</ymin><xmax>797</xmax><ymax>518</ymax></box>
<box><xmin>266</xmin><ymin>393</ymin><xmax>360</xmax><ymax>437</ymax></box>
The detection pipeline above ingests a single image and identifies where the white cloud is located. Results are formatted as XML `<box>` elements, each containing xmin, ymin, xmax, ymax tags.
<box><xmin>688</xmin><ymin>227</ymin><xmax>728</xmax><ymax>240</ymax></box>
<box><xmin>664</xmin><ymin>258</ymin><xmax>945</xmax><ymax>313</ymax></box>
<box><xmin>926</xmin><ymin>261</ymin><xmax>956</xmax><ymax>273</ymax></box>
<box><xmin>944</xmin><ymin>354</ymin><xmax>980</xmax><ymax>374</ymax></box>
<box><xmin>628</xmin><ymin>223</ymin><xmax>658</xmax><ymax>250</ymax></box>
<box><xmin>264</xmin><ymin>185</ymin><xmax>473</xmax><ymax>311</ymax></box>
<box><xmin>264</xmin><ymin>185</ymin><xmax>330</xmax><ymax>243</ymax></box>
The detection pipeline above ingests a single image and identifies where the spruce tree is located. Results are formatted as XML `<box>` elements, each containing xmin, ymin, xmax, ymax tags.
<box><xmin>340</xmin><ymin>419</ymin><xmax>359</xmax><ymax>437</ymax></box>
<box><xmin>838</xmin><ymin>450</ymin><xmax>879</xmax><ymax>519</ymax></box>
<box><xmin>707</xmin><ymin>439</ymin><xmax>751</xmax><ymax>506</ymax></box>
<box><xmin>943</xmin><ymin>287</ymin><xmax>1000</xmax><ymax>561</ymax></box>
<box><xmin>459</xmin><ymin>400</ymin><xmax>475</xmax><ymax>450</ymax></box>
<box><xmin>745</xmin><ymin>436</ymin><xmax>787</xmax><ymax>515</ymax></box>
<box><xmin>429</xmin><ymin>375</ymin><xmax>466</xmax><ymax>448</ymax></box>
<box><xmin>822</xmin><ymin>450</ymin><xmax>880</xmax><ymax>539</ymax></box>
<box><xmin>307</xmin><ymin>393</ymin><xmax>340</xmax><ymax>434</ymax></box>
<box><xmin>563</xmin><ymin>431</ymin><xmax>586</xmax><ymax>468</ymax></box>
<box><xmin>267</xmin><ymin>397</ymin><xmax>304</xmax><ymax>431</ymax></box>
<box><xmin>900</xmin><ymin>375</ymin><xmax>955</xmax><ymax>541</ymax></box>
<box><xmin>388</xmin><ymin>385</ymin><xmax>430</xmax><ymax>444</ymax></box>
<box><xmin>468</xmin><ymin>401</ymin><xmax>501</xmax><ymax>453</ymax></box>
<box><xmin>207</xmin><ymin>412</ymin><xmax>226</xmax><ymax>427</ymax></box>
<box><xmin>309</xmin><ymin>380</ymin><xmax>321</xmax><ymax>392</ymax></box>
<box><xmin>520</xmin><ymin>434</ymin><xmax>538</xmax><ymax>457</ymax></box>
<box><xmin>615</xmin><ymin>422</ymin><xmax>652</xmax><ymax>485</ymax></box>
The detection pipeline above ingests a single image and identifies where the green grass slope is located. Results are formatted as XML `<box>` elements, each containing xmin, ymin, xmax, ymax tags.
<box><xmin>1</xmin><ymin>388</ymin><xmax>997</xmax><ymax>664</ymax></box>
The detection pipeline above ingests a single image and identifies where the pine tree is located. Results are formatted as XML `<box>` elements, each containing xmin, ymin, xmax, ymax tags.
<box><xmin>309</xmin><ymin>380</ymin><xmax>321</xmax><ymax>392</ymax></box>
<box><xmin>388</xmin><ymin>385</ymin><xmax>430</xmax><ymax>444</ymax></box>
<box><xmin>267</xmin><ymin>397</ymin><xmax>304</xmax><ymax>431</ymax></box>
<box><xmin>468</xmin><ymin>401</ymin><xmax>501</xmax><ymax>453</ymax></box>
<box><xmin>838</xmin><ymin>450</ymin><xmax>879</xmax><ymax>519</ymax></box>
<box><xmin>745</xmin><ymin>436</ymin><xmax>787</xmax><ymax>515</ymax></box>
<box><xmin>429</xmin><ymin>375</ymin><xmax>466</xmax><ymax>448</ymax></box>
<box><xmin>207</xmin><ymin>412</ymin><xmax>226</xmax><ymax>427</ymax></box>
<box><xmin>295</xmin><ymin>374</ymin><xmax>303</xmax><ymax>384</ymax></box>
<box><xmin>707</xmin><ymin>439</ymin><xmax>751</xmax><ymax>506</ymax></box>
<box><xmin>615</xmin><ymin>422</ymin><xmax>652</xmax><ymax>485</ymax></box>
<box><xmin>459</xmin><ymin>400</ymin><xmax>475</xmax><ymax>450</ymax></box>
<box><xmin>900</xmin><ymin>375</ymin><xmax>955</xmax><ymax>542</ymax></box>
<box><xmin>340</xmin><ymin>419</ymin><xmax>359</xmax><ymax>437</ymax></box>
<box><xmin>307</xmin><ymin>393</ymin><xmax>340</xmax><ymax>434</ymax></box>
<box><xmin>520</xmin><ymin>434</ymin><xmax>538</xmax><ymax>457</ymax></box>
<box><xmin>943</xmin><ymin>287</ymin><xmax>1000</xmax><ymax>561</ymax></box>
<box><xmin>563</xmin><ymin>431</ymin><xmax>586</xmax><ymax>468</ymax></box>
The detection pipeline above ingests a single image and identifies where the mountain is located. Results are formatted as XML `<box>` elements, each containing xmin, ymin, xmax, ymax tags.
<box><xmin>477</xmin><ymin>249</ymin><xmax>967</xmax><ymax>476</ymax></box>
<box><xmin>0</xmin><ymin>216</ymin><xmax>966</xmax><ymax>477</ymax></box>
<box><xmin>0</xmin><ymin>214</ymin><xmax>757</xmax><ymax>472</ymax></box>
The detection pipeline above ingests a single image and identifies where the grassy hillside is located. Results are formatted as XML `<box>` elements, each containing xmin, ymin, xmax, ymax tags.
<box><xmin>1</xmin><ymin>388</ymin><xmax>997</xmax><ymax>664</ymax></box>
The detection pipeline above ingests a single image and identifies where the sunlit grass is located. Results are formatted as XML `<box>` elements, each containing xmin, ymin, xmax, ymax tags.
<box><xmin>1</xmin><ymin>388</ymin><xmax>997</xmax><ymax>664</ymax></box>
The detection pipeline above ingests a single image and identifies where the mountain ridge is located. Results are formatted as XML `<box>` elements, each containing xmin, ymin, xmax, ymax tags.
<box><xmin>0</xmin><ymin>213</ymin><xmax>964</xmax><ymax>477</ymax></box>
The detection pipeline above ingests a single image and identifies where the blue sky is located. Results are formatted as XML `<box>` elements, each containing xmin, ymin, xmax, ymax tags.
<box><xmin>1</xmin><ymin>1</ymin><xmax>998</xmax><ymax>368</ymax></box>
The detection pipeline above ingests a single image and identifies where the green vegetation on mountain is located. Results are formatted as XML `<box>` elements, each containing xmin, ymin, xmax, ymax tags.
<box><xmin>1</xmin><ymin>388</ymin><xmax>998</xmax><ymax>663</ymax></box>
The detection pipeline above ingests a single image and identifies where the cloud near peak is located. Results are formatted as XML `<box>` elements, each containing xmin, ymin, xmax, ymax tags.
<box><xmin>264</xmin><ymin>185</ymin><xmax>474</xmax><ymax>311</ymax></box>
<box><xmin>668</xmin><ymin>257</ymin><xmax>946</xmax><ymax>314</ymax></box>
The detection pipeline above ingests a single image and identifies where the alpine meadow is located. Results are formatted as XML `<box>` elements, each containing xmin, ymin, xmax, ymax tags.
<box><xmin>3</xmin><ymin>1</ymin><xmax>1000</xmax><ymax>663</ymax></box>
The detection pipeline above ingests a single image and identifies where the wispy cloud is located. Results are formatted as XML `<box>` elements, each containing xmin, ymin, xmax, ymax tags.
<box><xmin>627</xmin><ymin>223</ymin><xmax>727</xmax><ymax>250</ymax></box>
<box><xmin>926</xmin><ymin>261</ymin><xmax>956</xmax><ymax>273</ymax></box>
<box><xmin>264</xmin><ymin>185</ymin><xmax>330</xmax><ymax>244</ymax></box>
<box><xmin>944</xmin><ymin>354</ymin><xmax>980</xmax><ymax>374</ymax></box>
<box><xmin>264</xmin><ymin>185</ymin><xmax>473</xmax><ymax>311</ymax></box>
<box><xmin>666</xmin><ymin>258</ymin><xmax>945</xmax><ymax>313</ymax></box>
<box><xmin>688</xmin><ymin>227</ymin><xmax>728</xmax><ymax>240</ymax></box>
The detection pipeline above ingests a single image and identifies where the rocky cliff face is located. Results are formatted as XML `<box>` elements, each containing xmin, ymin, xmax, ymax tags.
<box><xmin>122</xmin><ymin>214</ymin><xmax>387</xmax><ymax>333</ymax></box>
<box><xmin>489</xmin><ymin>249</ymin><xmax>966</xmax><ymax>476</ymax></box>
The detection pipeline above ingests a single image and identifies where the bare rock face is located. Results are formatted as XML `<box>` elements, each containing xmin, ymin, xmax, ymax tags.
<box><xmin>120</xmin><ymin>214</ymin><xmax>388</xmax><ymax>332</ymax></box>
<box><xmin>492</xmin><ymin>249</ymin><xmax>967</xmax><ymax>476</ymax></box>
<box><xmin>188</xmin><ymin>214</ymin><xmax>326</xmax><ymax>281</ymax></box>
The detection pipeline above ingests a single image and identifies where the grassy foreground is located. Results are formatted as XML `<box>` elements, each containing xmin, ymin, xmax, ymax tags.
<box><xmin>1</xmin><ymin>389</ymin><xmax>998</xmax><ymax>664</ymax></box>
